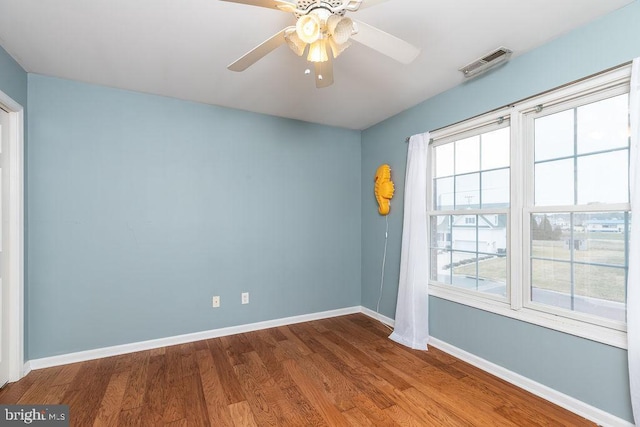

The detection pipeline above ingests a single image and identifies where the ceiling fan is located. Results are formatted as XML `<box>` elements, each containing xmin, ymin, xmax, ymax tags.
<box><xmin>221</xmin><ymin>0</ymin><xmax>420</xmax><ymax>88</ymax></box>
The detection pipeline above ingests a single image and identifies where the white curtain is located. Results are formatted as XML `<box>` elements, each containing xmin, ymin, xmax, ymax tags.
<box><xmin>628</xmin><ymin>57</ymin><xmax>640</xmax><ymax>425</ymax></box>
<box><xmin>389</xmin><ymin>132</ymin><xmax>430</xmax><ymax>350</ymax></box>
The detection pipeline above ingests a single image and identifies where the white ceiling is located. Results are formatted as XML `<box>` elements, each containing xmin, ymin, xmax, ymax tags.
<box><xmin>0</xmin><ymin>0</ymin><xmax>633</xmax><ymax>130</ymax></box>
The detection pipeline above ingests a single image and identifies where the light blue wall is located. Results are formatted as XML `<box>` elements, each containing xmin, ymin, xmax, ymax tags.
<box><xmin>0</xmin><ymin>45</ymin><xmax>27</xmax><ymax>107</ymax></box>
<box><xmin>27</xmin><ymin>74</ymin><xmax>361</xmax><ymax>359</ymax></box>
<box><xmin>361</xmin><ymin>1</ymin><xmax>640</xmax><ymax>422</ymax></box>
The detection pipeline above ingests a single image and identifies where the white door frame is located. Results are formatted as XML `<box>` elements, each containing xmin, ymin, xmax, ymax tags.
<box><xmin>0</xmin><ymin>88</ymin><xmax>24</xmax><ymax>382</ymax></box>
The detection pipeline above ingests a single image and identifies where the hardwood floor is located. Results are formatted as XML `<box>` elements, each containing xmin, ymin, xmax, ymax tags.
<box><xmin>0</xmin><ymin>314</ymin><xmax>594</xmax><ymax>426</ymax></box>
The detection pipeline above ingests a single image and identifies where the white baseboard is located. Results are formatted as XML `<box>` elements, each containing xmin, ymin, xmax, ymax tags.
<box><xmin>359</xmin><ymin>306</ymin><xmax>395</xmax><ymax>327</ymax></box>
<box><xmin>28</xmin><ymin>306</ymin><xmax>361</xmax><ymax>370</ymax></box>
<box><xmin>22</xmin><ymin>361</ymin><xmax>31</xmax><ymax>378</ymax></box>
<box><xmin>428</xmin><ymin>337</ymin><xmax>634</xmax><ymax>427</ymax></box>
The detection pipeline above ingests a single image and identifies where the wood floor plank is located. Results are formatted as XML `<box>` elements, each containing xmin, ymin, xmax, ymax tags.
<box><xmin>162</xmin><ymin>346</ymin><xmax>186</xmax><ymax>423</ymax></box>
<box><xmin>50</xmin><ymin>362</ymin><xmax>83</xmax><ymax>387</ymax></box>
<box><xmin>0</xmin><ymin>314</ymin><xmax>596</xmax><ymax>427</ymax></box>
<box><xmin>280</xmin><ymin>385</ymin><xmax>327</xmax><ymax>427</ymax></box>
<box><xmin>242</xmin><ymin>351</ymin><xmax>310</xmax><ymax>426</ymax></box>
<box><xmin>233</xmin><ymin>360</ymin><xmax>284</xmax><ymax>426</ymax></box>
<box><xmin>0</xmin><ymin>370</ymin><xmax>45</xmax><ymax>403</ymax></box>
<box><xmin>195</xmin><ymin>348</ymin><xmax>234</xmax><ymax>427</ymax></box>
<box><xmin>277</xmin><ymin>325</ymin><xmax>314</xmax><ymax>356</ymax></box>
<box><xmin>350</xmin><ymin>394</ymin><xmax>399</xmax><ymax>427</ymax></box>
<box><xmin>138</xmin><ymin>354</ymin><xmax>167</xmax><ymax>426</ymax></box>
<box><xmin>381</xmin><ymin>359</ymin><xmax>521</xmax><ymax>427</ymax></box>
<box><xmin>282</xmin><ymin>358</ymin><xmax>350</xmax><ymax>426</ymax></box>
<box><xmin>41</xmin><ymin>384</ymin><xmax>70</xmax><ymax>405</ymax></box>
<box><xmin>320</xmin><ymin>330</ymin><xmax>412</xmax><ymax>391</ymax></box>
<box><xmin>65</xmin><ymin>358</ymin><xmax>116</xmax><ymax>427</ymax></box>
<box><xmin>384</xmin><ymin>403</ymin><xmax>431</xmax><ymax>427</ymax></box>
<box><xmin>208</xmin><ymin>338</ymin><xmax>246</xmax><ymax>405</ymax></box>
<box><xmin>119</xmin><ymin>351</ymin><xmax>149</xmax><ymax>411</ymax></box>
<box><xmin>117</xmin><ymin>406</ymin><xmax>142</xmax><ymax>426</ymax></box>
<box><xmin>219</xmin><ymin>334</ymin><xmax>254</xmax><ymax>367</ymax></box>
<box><xmin>342</xmin><ymin>406</ymin><xmax>374</xmax><ymax>426</ymax></box>
<box><xmin>228</xmin><ymin>401</ymin><xmax>258</xmax><ymax>427</ymax></box>
<box><xmin>180</xmin><ymin>374</ymin><xmax>210</xmax><ymax>427</ymax></box>
<box><xmin>244</xmin><ymin>330</ymin><xmax>296</xmax><ymax>391</ymax></box>
<box><xmin>453</xmin><ymin>360</ymin><xmax>592</xmax><ymax>426</ymax></box>
<box><xmin>293</xmin><ymin>329</ymin><xmax>395</xmax><ymax>410</ymax></box>
<box><xmin>298</xmin><ymin>352</ymin><xmax>358</xmax><ymax>412</ymax></box>
<box><xmin>16</xmin><ymin>366</ymin><xmax>62</xmax><ymax>404</ymax></box>
<box><xmin>93</xmin><ymin>370</ymin><xmax>130</xmax><ymax>427</ymax></box>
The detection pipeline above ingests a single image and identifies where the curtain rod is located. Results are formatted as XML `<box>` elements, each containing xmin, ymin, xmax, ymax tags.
<box><xmin>403</xmin><ymin>60</ymin><xmax>632</xmax><ymax>144</ymax></box>
<box><xmin>404</xmin><ymin>136</ymin><xmax>434</xmax><ymax>143</ymax></box>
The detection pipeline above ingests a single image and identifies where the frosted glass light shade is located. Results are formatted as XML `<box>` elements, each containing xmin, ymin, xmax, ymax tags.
<box><xmin>296</xmin><ymin>15</ymin><xmax>321</xmax><ymax>44</ymax></box>
<box><xmin>327</xmin><ymin>15</ymin><xmax>353</xmax><ymax>45</ymax></box>
<box><xmin>284</xmin><ymin>28</ymin><xmax>306</xmax><ymax>56</ymax></box>
<box><xmin>328</xmin><ymin>37</ymin><xmax>351</xmax><ymax>58</ymax></box>
<box><xmin>307</xmin><ymin>39</ymin><xmax>328</xmax><ymax>63</ymax></box>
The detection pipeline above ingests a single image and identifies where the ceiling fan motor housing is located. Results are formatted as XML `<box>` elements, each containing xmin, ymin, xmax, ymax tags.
<box><xmin>294</xmin><ymin>0</ymin><xmax>347</xmax><ymax>17</ymax></box>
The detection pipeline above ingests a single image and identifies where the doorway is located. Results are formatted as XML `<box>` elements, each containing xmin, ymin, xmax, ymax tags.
<box><xmin>0</xmin><ymin>106</ymin><xmax>8</xmax><ymax>386</ymax></box>
<box><xmin>0</xmin><ymin>90</ymin><xmax>24</xmax><ymax>385</ymax></box>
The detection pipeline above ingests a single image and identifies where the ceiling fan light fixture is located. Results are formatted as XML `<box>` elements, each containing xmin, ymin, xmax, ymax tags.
<box><xmin>327</xmin><ymin>15</ymin><xmax>354</xmax><ymax>45</ymax></box>
<box><xmin>296</xmin><ymin>14</ymin><xmax>322</xmax><ymax>44</ymax></box>
<box><xmin>284</xmin><ymin>28</ymin><xmax>306</xmax><ymax>56</ymax></box>
<box><xmin>307</xmin><ymin>38</ymin><xmax>328</xmax><ymax>63</ymax></box>
<box><xmin>328</xmin><ymin>37</ymin><xmax>351</xmax><ymax>58</ymax></box>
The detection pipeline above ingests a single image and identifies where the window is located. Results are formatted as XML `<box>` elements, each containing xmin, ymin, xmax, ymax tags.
<box><xmin>427</xmin><ymin>64</ymin><xmax>631</xmax><ymax>348</ymax></box>
<box><xmin>430</xmin><ymin>123</ymin><xmax>510</xmax><ymax>298</ymax></box>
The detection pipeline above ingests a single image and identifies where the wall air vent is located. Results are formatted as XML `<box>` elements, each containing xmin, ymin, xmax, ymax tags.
<box><xmin>459</xmin><ymin>47</ymin><xmax>513</xmax><ymax>79</ymax></box>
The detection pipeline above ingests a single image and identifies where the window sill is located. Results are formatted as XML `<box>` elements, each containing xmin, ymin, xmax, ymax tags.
<box><xmin>429</xmin><ymin>284</ymin><xmax>627</xmax><ymax>349</ymax></box>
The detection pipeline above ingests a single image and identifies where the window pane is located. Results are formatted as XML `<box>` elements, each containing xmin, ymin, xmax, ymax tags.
<box><xmin>574</xmin><ymin>264</ymin><xmax>626</xmax><ymax>322</ymax></box>
<box><xmin>450</xmin><ymin>251</ymin><xmax>478</xmax><ymax>289</ymax></box>
<box><xmin>535</xmin><ymin>159</ymin><xmax>574</xmax><ymax>206</ymax></box>
<box><xmin>455</xmin><ymin>136</ymin><xmax>480</xmax><ymax>174</ymax></box>
<box><xmin>452</xmin><ymin>215</ymin><xmax>477</xmax><ymax>252</ymax></box>
<box><xmin>531</xmin><ymin>259</ymin><xmax>572</xmax><ymax>310</ymax></box>
<box><xmin>434</xmin><ymin>177</ymin><xmax>454</xmax><ymax>210</ymax></box>
<box><xmin>577</xmin><ymin>212</ymin><xmax>627</xmax><ymax>266</ymax></box>
<box><xmin>531</xmin><ymin>211</ymin><xmax>629</xmax><ymax>321</ymax></box>
<box><xmin>455</xmin><ymin>173</ymin><xmax>480</xmax><ymax>209</ymax></box>
<box><xmin>477</xmin><ymin>213</ymin><xmax>507</xmax><ymax>255</ymax></box>
<box><xmin>577</xmin><ymin>93</ymin><xmax>629</xmax><ymax>155</ymax></box>
<box><xmin>434</xmin><ymin>143</ymin><xmax>454</xmax><ymax>178</ymax></box>
<box><xmin>577</xmin><ymin>151</ymin><xmax>629</xmax><ymax>204</ymax></box>
<box><xmin>431</xmin><ymin>215</ymin><xmax>451</xmax><ymax>250</ymax></box>
<box><xmin>481</xmin><ymin>127</ymin><xmax>510</xmax><ymax>170</ymax></box>
<box><xmin>535</xmin><ymin>109</ymin><xmax>574</xmax><ymax>162</ymax></box>
<box><xmin>431</xmin><ymin>249</ymin><xmax>450</xmax><ymax>283</ymax></box>
<box><xmin>531</xmin><ymin>213</ymin><xmax>569</xmax><ymax>261</ymax></box>
<box><xmin>481</xmin><ymin>168</ymin><xmax>509</xmax><ymax>208</ymax></box>
<box><xmin>478</xmin><ymin>254</ymin><xmax>507</xmax><ymax>297</ymax></box>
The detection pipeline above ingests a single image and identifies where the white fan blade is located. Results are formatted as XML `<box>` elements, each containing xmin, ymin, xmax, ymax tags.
<box><xmin>219</xmin><ymin>0</ymin><xmax>294</xmax><ymax>12</ymax></box>
<box><xmin>228</xmin><ymin>29</ymin><xmax>288</xmax><ymax>71</ymax></box>
<box><xmin>351</xmin><ymin>20</ymin><xmax>420</xmax><ymax>64</ymax></box>
<box><xmin>315</xmin><ymin>56</ymin><xmax>334</xmax><ymax>88</ymax></box>
<box><xmin>358</xmin><ymin>0</ymin><xmax>389</xmax><ymax>9</ymax></box>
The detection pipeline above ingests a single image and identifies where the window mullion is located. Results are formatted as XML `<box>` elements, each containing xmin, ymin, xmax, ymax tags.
<box><xmin>511</xmin><ymin>110</ymin><xmax>527</xmax><ymax>310</ymax></box>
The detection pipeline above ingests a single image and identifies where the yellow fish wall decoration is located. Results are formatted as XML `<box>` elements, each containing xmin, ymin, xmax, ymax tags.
<box><xmin>374</xmin><ymin>164</ymin><xmax>395</xmax><ymax>215</ymax></box>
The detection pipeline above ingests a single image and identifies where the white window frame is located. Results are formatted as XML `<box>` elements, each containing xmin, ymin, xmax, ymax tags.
<box><xmin>427</xmin><ymin>64</ymin><xmax>632</xmax><ymax>349</ymax></box>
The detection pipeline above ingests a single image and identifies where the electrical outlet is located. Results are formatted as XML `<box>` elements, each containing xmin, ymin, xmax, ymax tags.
<box><xmin>212</xmin><ymin>296</ymin><xmax>220</xmax><ymax>308</ymax></box>
<box><xmin>241</xmin><ymin>292</ymin><xmax>249</xmax><ymax>305</ymax></box>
